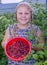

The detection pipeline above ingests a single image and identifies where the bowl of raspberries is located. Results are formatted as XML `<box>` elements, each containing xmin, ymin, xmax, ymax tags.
<box><xmin>4</xmin><ymin>37</ymin><xmax>32</xmax><ymax>61</ymax></box>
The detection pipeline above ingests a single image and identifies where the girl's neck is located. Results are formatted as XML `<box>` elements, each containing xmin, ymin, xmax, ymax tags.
<box><xmin>17</xmin><ymin>23</ymin><xmax>30</xmax><ymax>29</ymax></box>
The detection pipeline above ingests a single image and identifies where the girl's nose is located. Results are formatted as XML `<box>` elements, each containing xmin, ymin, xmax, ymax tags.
<box><xmin>22</xmin><ymin>14</ymin><xmax>26</xmax><ymax>17</ymax></box>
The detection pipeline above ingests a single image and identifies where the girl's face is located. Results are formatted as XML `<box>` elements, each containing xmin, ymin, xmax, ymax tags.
<box><xmin>16</xmin><ymin>6</ymin><xmax>31</xmax><ymax>25</ymax></box>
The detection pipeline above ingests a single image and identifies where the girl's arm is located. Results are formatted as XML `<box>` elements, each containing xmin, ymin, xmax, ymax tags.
<box><xmin>1</xmin><ymin>27</ymin><xmax>10</xmax><ymax>48</ymax></box>
<box><xmin>33</xmin><ymin>29</ymin><xmax>45</xmax><ymax>50</ymax></box>
<box><xmin>37</xmin><ymin>29</ymin><xmax>44</xmax><ymax>43</ymax></box>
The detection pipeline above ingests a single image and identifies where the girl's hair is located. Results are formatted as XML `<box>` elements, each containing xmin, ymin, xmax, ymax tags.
<box><xmin>12</xmin><ymin>2</ymin><xmax>34</xmax><ymax>37</ymax></box>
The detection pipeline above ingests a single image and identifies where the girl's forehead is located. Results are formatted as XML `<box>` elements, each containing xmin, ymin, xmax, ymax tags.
<box><xmin>17</xmin><ymin>5</ymin><xmax>31</xmax><ymax>11</ymax></box>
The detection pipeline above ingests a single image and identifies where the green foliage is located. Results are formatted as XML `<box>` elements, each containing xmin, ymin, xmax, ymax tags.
<box><xmin>34</xmin><ymin>61</ymin><xmax>43</xmax><ymax>65</ymax></box>
<box><xmin>0</xmin><ymin>13</ymin><xmax>15</xmax><ymax>65</ymax></box>
<box><xmin>43</xmin><ymin>61</ymin><xmax>47</xmax><ymax>65</ymax></box>
<box><xmin>0</xmin><ymin>0</ymin><xmax>47</xmax><ymax>65</ymax></box>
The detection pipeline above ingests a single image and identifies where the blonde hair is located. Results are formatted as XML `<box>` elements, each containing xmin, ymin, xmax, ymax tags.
<box><xmin>12</xmin><ymin>2</ymin><xmax>34</xmax><ymax>37</ymax></box>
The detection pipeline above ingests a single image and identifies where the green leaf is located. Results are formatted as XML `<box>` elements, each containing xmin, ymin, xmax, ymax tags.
<box><xmin>34</xmin><ymin>62</ymin><xmax>39</xmax><ymax>65</ymax></box>
<box><xmin>27</xmin><ymin>35</ymin><xmax>34</xmax><ymax>40</ymax></box>
<box><xmin>35</xmin><ymin>36</ymin><xmax>40</xmax><ymax>41</ymax></box>
<box><xmin>37</xmin><ymin>43</ymin><xmax>44</xmax><ymax>48</ymax></box>
<box><xmin>30</xmin><ymin>50</ymin><xmax>35</xmax><ymax>54</ymax></box>
<box><xmin>37</xmin><ymin>51</ymin><xmax>45</xmax><ymax>55</ymax></box>
<box><xmin>43</xmin><ymin>61</ymin><xmax>47</xmax><ymax>65</ymax></box>
<box><xmin>33</xmin><ymin>43</ymin><xmax>37</xmax><ymax>48</ymax></box>
<box><xmin>34</xmin><ymin>61</ymin><xmax>43</xmax><ymax>65</ymax></box>
<box><xmin>33</xmin><ymin>54</ymin><xmax>38</xmax><ymax>60</ymax></box>
<box><xmin>39</xmin><ymin>55</ymin><xmax>44</xmax><ymax>59</ymax></box>
<box><xmin>44</xmin><ymin>50</ymin><xmax>47</xmax><ymax>58</ymax></box>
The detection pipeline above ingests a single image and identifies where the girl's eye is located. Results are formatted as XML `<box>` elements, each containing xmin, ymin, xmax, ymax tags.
<box><xmin>19</xmin><ymin>12</ymin><xmax>22</xmax><ymax>15</ymax></box>
<box><xmin>25</xmin><ymin>13</ymin><xmax>29</xmax><ymax>15</ymax></box>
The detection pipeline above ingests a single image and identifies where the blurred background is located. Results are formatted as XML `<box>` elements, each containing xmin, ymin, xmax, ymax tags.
<box><xmin>0</xmin><ymin>0</ymin><xmax>47</xmax><ymax>14</ymax></box>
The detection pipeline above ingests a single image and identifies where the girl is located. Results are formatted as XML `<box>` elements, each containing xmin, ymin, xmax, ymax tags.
<box><xmin>2</xmin><ymin>2</ymin><xmax>44</xmax><ymax>65</ymax></box>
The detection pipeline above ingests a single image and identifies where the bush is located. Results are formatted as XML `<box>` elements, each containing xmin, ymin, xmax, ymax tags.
<box><xmin>0</xmin><ymin>1</ymin><xmax>47</xmax><ymax>65</ymax></box>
